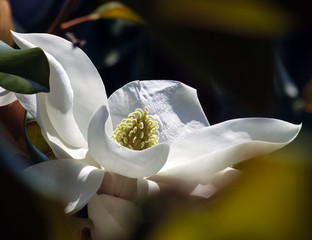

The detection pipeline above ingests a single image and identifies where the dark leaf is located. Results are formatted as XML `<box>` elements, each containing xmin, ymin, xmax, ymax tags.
<box><xmin>0</xmin><ymin>40</ymin><xmax>50</xmax><ymax>94</ymax></box>
<box><xmin>61</xmin><ymin>1</ymin><xmax>144</xmax><ymax>30</ymax></box>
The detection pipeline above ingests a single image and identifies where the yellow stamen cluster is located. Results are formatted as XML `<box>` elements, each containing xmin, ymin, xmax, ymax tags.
<box><xmin>111</xmin><ymin>107</ymin><xmax>159</xmax><ymax>150</ymax></box>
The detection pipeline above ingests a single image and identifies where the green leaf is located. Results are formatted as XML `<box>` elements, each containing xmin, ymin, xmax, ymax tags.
<box><xmin>93</xmin><ymin>1</ymin><xmax>125</xmax><ymax>15</ymax></box>
<box><xmin>0</xmin><ymin>40</ymin><xmax>50</xmax><ymax>94</ymax></box>
<box><xmin>61</xmin><ymin>1</ymin><xmax>144</xmax><ymax>30</ymax></box>
<box><xmin>92</xmin><ymin>2</ymin><xmax>144</xmax><ymax>24</ymax></box>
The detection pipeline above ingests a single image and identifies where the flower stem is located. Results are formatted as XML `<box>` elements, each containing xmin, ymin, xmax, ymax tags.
<box><xmin>47</xmin><ymin>0</ymin><xmax>78</xmax><ymax>34</ymax></box>
<box><xmin>60</xmin><ymin>15</ymin><xmax>95</xmax><ymax>30</ymax></box>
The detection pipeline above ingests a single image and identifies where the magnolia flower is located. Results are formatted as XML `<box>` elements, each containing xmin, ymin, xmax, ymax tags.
<box><xmin>10</xmin><ymin>32</ymin><xmax>301</xmax><ymax>240</ymax></box>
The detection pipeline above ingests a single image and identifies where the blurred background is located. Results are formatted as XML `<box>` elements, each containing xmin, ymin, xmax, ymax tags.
<box><xmin>1</xmin><ymin>0</ymin><xmax>311</xmax><ymax>239</ymax></box>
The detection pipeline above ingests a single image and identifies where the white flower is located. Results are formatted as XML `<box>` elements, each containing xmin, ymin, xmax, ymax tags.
<box><xmin>11</xmin><ymin>32</ymin><xmax>301</xmax><ymax>240</ymax></box>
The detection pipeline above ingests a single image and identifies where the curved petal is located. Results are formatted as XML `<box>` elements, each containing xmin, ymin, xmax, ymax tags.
<box><xmin>137</xmin><ymin>179</ymin><xmax>160</xmax><ymax>202</ymax></box>
<box><xmin>11</xmin><ymin>31</ymin><xmax>108</xmax><ymax>140</ymax></box>
<box><xmin>108</xmin><ymin>80</ymin><xmax>209</xmax><ymax>144</ymax></box>
<box><xmin>15</xmin><ymin>93</ymin><xmax>38</xmax><ymax>121</ymax></box>
<box><xmin>22</xmin><ymin>159</ymin><xmax>105</xmax><ymax>214</ymax></box>
<box><xmin>18</xmin><ymin>94</ymin><xmax>90</xmax><ymax>161</ymax></box>
<box><xmin>190</xmin><ymin>167</ymin><xmax>240</xmax><ymax>198</ymax></box>
<box><xmin>32</xmin><ymin>92</ymin><xmax>87</xmax><ymax>159</ymax></box>
<box><xmin>88</xmin><ymin>194</ymin><xmax>139</xmax><ymax>240</ymax></box>
<box><xmin>157</xmin><ymin>118</ymin><xmax>301</xmax><ymax>182</ymax></box>
<box><xmin>97</xmin><ymin>172</ymin><xmax>138</xmax><ymax>202</ymax></box>
<box><xmin>12</xmin><ymin>32</ymin><xmax>87</xmax><ymax>149</ymax></box>
<box><xmin>80</xmin><ymin>151</ymin><xmax>101</xmax><ymax>168</ymax></box>
<box><xmin>0</xmin><ymin>87</ymin><xmax>16</xmax><ymax>106</ymax></box>
<box><xmin>88</xmin><ymin>105</ymin><xmax>170</xmax><ymax>178</ymax></box>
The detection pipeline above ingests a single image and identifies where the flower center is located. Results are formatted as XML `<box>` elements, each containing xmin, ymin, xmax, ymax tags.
<box><xmin>111</xmin><ymin>107</ymin><xmax>159</xmax><ymax>150</ymax></box>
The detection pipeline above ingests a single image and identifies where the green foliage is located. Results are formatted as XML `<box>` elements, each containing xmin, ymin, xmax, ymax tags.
<box><xmin>92</xmin><ymin>1</ymin><xmax>125</xmax><ymax>15</ymax></box>
<box><xmin>92</xmin><ymin>2</ymin><xmax>144</xmax><ymax>23</ymax></box>
<box><xmin>61</xmin><ymin>1</ymin><xmax>144</xmax><ymax>30</ymax></box>
<box><xmin>0</xmin><ymin>40</ymin><xmax>50</xmax><ymax>94</ymax></box>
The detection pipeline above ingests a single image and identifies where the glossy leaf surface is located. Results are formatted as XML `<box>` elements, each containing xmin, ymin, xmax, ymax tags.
<box><xmin>0</xmin><ymin>41</ymin><xmax>50</xmax><ymax>94</ymax></box>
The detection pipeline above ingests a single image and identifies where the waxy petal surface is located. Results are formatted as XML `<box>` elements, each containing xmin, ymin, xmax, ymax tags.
<box><xmin>157</xmin><ymin>118</ymin><xmax>301</xmax><ymax>182</ymax></box>
<box><xmin>137</xmin><ymin>179</ymin><xmax>160</xmax><ymax>202</ymax></box>
<box><xmin>190</xmin><ymin>167</ymin><xmax>240</xmax><ymax>198</ymax></box>
<box><xmin>31</xmin><ymin>92</ymin><xmax>88</xmax><ymax>159</ymax></box>
<box><xmin>88</xmin><ymin>194</ymin><xmax>138</xmax><ymax>240</ymax></box>
<box><xmin>88</xmin><ymin>105</ymin><xmax>170</xmax><ymax>178</ymax></box>
<box><xmin>22</xmin><ymin>159</ymin><xmax>104</xmax><ymax>214</ymax></box>
<box><xmin>11</xmin><ymin>31</ymin><xmax>108</xmax><ymax>141</ymax></box>
<box><xmin>108</xmin><ymin>80</ymin><xmax>209</xmax><ymax>144</ymax></box>
<box><xmin>12</xmin><ymin>32</ymin><xmax>87</xmax><ymax>149</ymax></box>
<box><xmin>15</xmin><ymin>93</ymin><xmax>38</xmax><ymax>121</ymax></box>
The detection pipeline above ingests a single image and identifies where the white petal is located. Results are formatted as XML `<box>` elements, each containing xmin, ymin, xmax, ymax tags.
<box><xmin>88</xmin><ymin>194</ymin><xmax>138</xmax><ymax>240</ymax></box>
<box><xmin>12</xmin><ymin>32</ymin><xmax>87</xmax><ymax>148</ymax></box>
<box><xmin>42</xmin><ymin>131</ymin><xmax>88</xmax><ymax>159</ymax></box>
<box><xmin>35</xmin><ymin>93</ymin><xmax>87</xmax><ymax>159</ymax></box>
<box><xmin>137</xmin><ymin>179</ymin><xmax>160</xmax><ymax>202</ymax></box>
<box><xmin>108</xmin><ymin>80</ymin><xmax>209</xmax><ymax>144</ymax></box>
<box><xmin>80</xmin><ymin>151</ymin><xmax>101</xmax><ymax>168</ymax></box>
<box><xmin>44</xmin><ymin>55</ymin><xmax>87</xmax><ymax>147</ymax></box>
<box><xmin>88</xmin><ymin>105</ymin><xmax>170</xmax><ymax>178</ymax></box>
<box><xmin>15</xmin><ymin>77</ymin><xmax>81</xmax><ymax>159</ymax></box>
<box><xmin>97</xmin><ymin>172</ymin><xmax>138</xmax><ymax>201</ymax></box>
<box><xmin>209</xmin><ymin>167</ymin><xmax>241</xmax><ymax>188</ymax></box>
<box><xmin>0</xmin><ymin>87</ymin><xmax>16</xmax><ymax>106</ymax></box>
<box><xmin>190</xmin><ymin>167</ymin><xmax>240</xmax><ymax>198</ymax></box>
<box><xmin>157</xmin><ymin>118</ymin><xmax>301</xmax><ymax>182</ymax></box>
<box><xmin>15</xmin><ymin>93</ymin><xmax>38</xmax><ymax>121</ymax></box>
<box><xmin>189</xmin><ymin>182</ymin><xmax>217</xmax><ymax>199</ymax></box>
<box><xmin>11</xmin><ymin>31</ymin><xmax>108</xmax><ymax>140</ymax></box>
<box><xmin>22</xmin><ymin>159</ymin><xmax>104</xmax><ymax>214</ymax></box>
